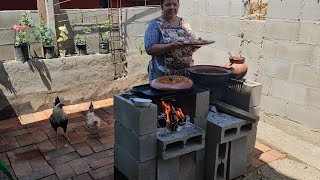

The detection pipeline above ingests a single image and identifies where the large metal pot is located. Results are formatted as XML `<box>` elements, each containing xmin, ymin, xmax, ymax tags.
<box><xmin>187</xmin><ymin>65</ymin><xmax>233</xmax><ymax>88</ymax></box>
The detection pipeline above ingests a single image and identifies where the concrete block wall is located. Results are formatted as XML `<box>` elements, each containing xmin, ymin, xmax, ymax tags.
<box><xmin>180</xmin><ymin>0</ymin><xmax>320</xmax><ymax>130</ymax></box>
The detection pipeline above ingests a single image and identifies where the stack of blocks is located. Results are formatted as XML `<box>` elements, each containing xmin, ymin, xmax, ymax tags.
<box><xmin>206</xmin><ymin>110</ymin><xmax>253</xmax><ymax>179</ymax></box>
<box><xmin>222</xmin><ymin>79</ymin><xmax>262</xmax><ymax>167</ymax></box>
<box><xmin>114</xmin><ymin>94</ymin><xmax>158</xmax><ymax>180</ymax></box>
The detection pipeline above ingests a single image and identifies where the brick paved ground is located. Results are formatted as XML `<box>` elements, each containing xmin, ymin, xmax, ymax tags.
<box><xmin>0</xmin><ymin>98</ymin><xmax>285</xmax><ymax>180</ymax></box>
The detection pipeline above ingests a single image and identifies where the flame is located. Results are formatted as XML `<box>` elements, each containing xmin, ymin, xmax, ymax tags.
<box><xmin>161</xmin><ymin>100</ymin><xmax>185</xmax><ymax>125</ymax></box>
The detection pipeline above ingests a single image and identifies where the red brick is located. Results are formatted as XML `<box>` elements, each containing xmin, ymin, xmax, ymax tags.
<box><xmin>99</xmin><ymin>125</ymin><xmax>114</xmax><ymax>132</ymax></box>
<box><xmin>16</xmin><ymin>130</ymin><xmax>49</xmax><ymax>147</ymax></box>
<box><xmin>254</xmin><ymin>141</ymin><xmax>272</xmax><ymax>153</ymax></box>
<box><xmin>33</xmin><ymin>111</ymin><xmax>49</xmax><ymax>122</ymax></box>
<box><xmin>74</xmin><ymin>126</ymin><xmax>91</xmax><ymax>137</ymax></box>
<box><xmin>7</xmin><ymin>145</ymin><xmax>38</xmax><ymax>159</ymax></box>
<box><xmin>253</xmin><ymin>147</ymin><xmax>264</xmax><ymax>157</ymax></box>
<box><xmin>73</xmin><ymin>142</ymin><xmax>94</xmax><ymax>157</ymax></box>
<box><xmin>0</xmin><ymin>138</ymin><xmax>20</xmax><ymax>153</ymax></box>
<box><xmin>40</xmin><ymin>174</ymin><xmax>59</xmax><ymax>180</ymax></box>
<box><xmin>11</xmin><ymin>160</ymin><xmax>33</xmax><ymax>178</ymax></box>
<box><xmin>54</xmin><ymin>163</ymin><xmax>77</xmax><ymax>179</ymax></box>
<box><xmin>102</xmin><ymin>106</ymin><xmax>114</xmax><ymax>115</ymax></box>
<box><xmin>48</xmin><ymin>152</ymin><xmax>80</xmax><ymax>168</ymax></box>
<box><xmin>84</xmin><ymin>150</ymin><xmax>113</xmax><ymax>163</ymax></box>
<box><xmin>14</xmin><ymin>150</ymin><xmax>42</xmax><ymax>162</ymax></box>
<box><xmin>86</xmin><ymin>139</ymin><xmax>106</xmax><ymax>153</ymax></box>
<box><xmin>37</xmin><ymin>140</ymin><xmax>56</xmax><ymax>153</ymax></box>
<box><xmin>251</xmin><ymin>157</ymin><xmax>266</xmax><ymax>168</ymax></box>
<box><xmin>89</xmin><ymin>164</ymin><xmax>114</xmax><ymax>180</ymax></box>
<box><xmin>44</xmin><ymin>128</ymin><xmax>57</xmax><ymax>138</ymax></box>
<box><xmin>73</xmin><ymin>173</ymin><xmax>93</xmax><ymax>180</ymax></box>
<box><xmin>68</xmin><ymin>132</ymin><xmax>85</xmax><ymax>145</ymax></box>
<box><xmin>99</xmin><ymin>130</ymin><xmax>114</xmax><ymax>138</ymax></box>
<box><xmin>67</xmin><ymin>112</ymin><xmax>84</xmax><ymax>119</ymax></box>
<box><xmin>43</xmin><ymin>109</ymin><xmax>53</xmax><ymax>118</ymax></box>
<box><xmin>44</xmin><ymin>145</ymin><xmax>75</xmax><ymax>160</ymax></box>
<box><xmin>68</xmin><ymin>158</ymin><xmax>92</xmax><ymax>175</ymax></box>
<box><xmin>88</xmin><ymin>155</ymin><xmax>114</xmax><ymax>169</ymax></box>
<box><xmin>19</xmin><ymin>113</ymin><xmax>37</xmax><ymax>125</ymax></box>
<box><xmin>0</xmin><ymin>117</ymin><xmax>21</xmax><ymax>131</ymax></box>
<box><xmin>98</xmin><ymin>135</ymin><xmax>114</xmax><ymax>144</ymax></box>
<box><xmin>69</xmin><ymin>121</ymin><xmax>86</xmax><ymax>129</ymax></box>
<box><xmin>258</xmin><ymin>149</ymin><xmax>286</xmax><ymax>163</ymax></box>
<box><xmin>2</xmin><ymin>128</ymin><xmax>28</xmax><ymax>138</ymax></box>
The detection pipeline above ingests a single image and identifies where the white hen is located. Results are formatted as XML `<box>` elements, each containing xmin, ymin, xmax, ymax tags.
<box><xmin>86</xmin><ymin>102</ymin><xmax>101</xmax><ymax>135</ymax></box>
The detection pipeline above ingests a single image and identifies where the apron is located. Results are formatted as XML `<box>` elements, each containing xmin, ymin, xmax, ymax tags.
<box><xmin>155</xmin><ymin>17</ymin><xmax>194</xmax><ymax>76</ymax></box>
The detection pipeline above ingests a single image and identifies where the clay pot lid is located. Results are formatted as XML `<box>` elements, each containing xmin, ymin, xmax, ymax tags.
<box><xmin>229</xmin><ymin>56</ymin><xmax>245</xmax><ymax>63</ymax></box>
<box><xmin>150</xmin><ymin>75</ymin><xmax>194</xmax><ymax>91</ymax></box>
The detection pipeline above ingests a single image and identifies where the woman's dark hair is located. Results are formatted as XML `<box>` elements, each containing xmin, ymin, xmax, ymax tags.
<box><xmin>160</xmin><ymin>0</ymin><xmax>179</xmax><ymax>5</ymax></box>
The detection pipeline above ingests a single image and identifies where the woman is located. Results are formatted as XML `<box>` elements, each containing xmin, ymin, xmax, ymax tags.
<box><xmin>144</xmin><ymin>0</ymin><xmax>200</xmax><ymax>81</ymax></box>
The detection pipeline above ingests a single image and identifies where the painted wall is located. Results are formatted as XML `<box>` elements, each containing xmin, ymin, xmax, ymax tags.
<box><xmin>179</xmin><ymin>0</ymin><xmax>320</xmax><ymax>130</ymax></box>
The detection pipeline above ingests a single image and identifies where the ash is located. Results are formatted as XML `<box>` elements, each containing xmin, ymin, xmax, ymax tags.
<box><xmin>208</xmin><ymin>105</ymin><xmax>243</xmax><ymax>126</ymax></box>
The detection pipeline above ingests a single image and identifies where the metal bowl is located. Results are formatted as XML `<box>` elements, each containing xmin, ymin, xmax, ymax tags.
<box><xmin>130</xmin><ymin>98</ymin><xmax>152</xmax><ymax>108</ymax></box>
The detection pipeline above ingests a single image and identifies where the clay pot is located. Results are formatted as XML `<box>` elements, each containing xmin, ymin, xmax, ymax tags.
<box><xmin>225</xmin><ymin>56</ymin><xmax>248</xmax><ymax>79</ymax></box>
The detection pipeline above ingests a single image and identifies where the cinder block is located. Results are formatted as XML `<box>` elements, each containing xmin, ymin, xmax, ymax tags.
<box><xmin>115</xmin><ymin>121</ymin><xmax>157</xmax><ymax>162</ymax></box>
<box><xmin>287</xmin><ymin>102</ymin><xmax>320</xmax><ymax>130</ymax></box>
<box><xmin>208</xmin><ymin>0</ymin><xmax>230</xmax><ymax>16</ymax></box>
<box><xmin>301</xmin><ymin>1</ymin><xmax>320</xmax><ymax>21</ymax></box>
<box><xmin>114</xmin><ymin>144</ymin><xmax>156</xmax><ymax>180</ymax></box>
<box><xmin>199</xmin><ymin>16</ymin><xmax>215</xmax><ymax>32</ymax></box>
<box><xmin>267</xmin><ymin>0</ymin><xmax>302</xmax><ymax>20</ymax></box>
<box><xmin>157</xmin><ymin>157</ymin><xmax>179</xmax><ymax>180</ymax></box>
<box><xmin>262</xmin><ymin>40</ymin><xmax>276</xmax><ymax>58</ymax></box>
<box><xmin>223</xmin><ymin>79</ymin><xmax>262</xmax><ymax>112</ymax></box>
<box><xmin>228</xmin><ymin>136</ymin><xmax>248</xmax><ymax>179</ymax></box>
<box><xmin>265</xmin><ymin>19</ymin><xmax>299</xmax><ymax>41</ymax></box>
<box><xmin>230</xmin><ymin>0</ymin><xmax>245</xmax><ymax>17</ymax></box>
<box><xmin>207</xmin><ymin>110</ymin><xmax>253</xmax><ymax>144</ymax></box>
<box><xmin>246</xmin><ymin>122</ymin><xmax>258</xmax><ymax>167</ymax></box>
<box><xmin>214</xmin><ymin>17</ymin><xmax>240</xmax><ymax>36</ymax></box>
<box><xmin>249</xmin><ymin>106</ymin><xmax>260</xmax><ymax>117</ymax></box>
<box><xmin>275</xmin><ymin>41</ymin><xmax>313</xmax><ymax>65</ymax></box>
<box><xmin>240</xmin><ymin>20</ymin><xmax>265</xmax><ymax>44</ymax></box>
<box><xmin>262</xmin><ymin>58</ymin><xmax>291</xmax><ymax>81</ymax></box>
<box><xmin>179</xmin><ymin>152</ymin><xmax>196</xmax><ymax>180</ymax></box>
<box><xmin>192</xmin><ymin>116</ymin><xmax>208</xmax><ymax>132</ymax></box>
<box><xmin>178</xmin><ymin>91</ymin><xmax>210</xmax><ymax>118</ymax></box>
<box><xmin>270</xmin><ymin>79</ymin><xmax>307</xmax><ymax>105</ymax></box>
<box><xmin>299</xmin><ymin>22</ymin><xmax>320</xmax><ymax>44</ymax></box>
<box><xmin>307</xmin><ymin>88</ymin><xmax>320</xmax><ymax>110</ymax></box>
<box><xmin>114</xmin><ymin>94</ymin><xmax>157</xmax><ymax>136</ymax></box>
<box><xmin>195</xmin><ymin>150</ymin><xmax>205</xmax><ymax>180</ymax></box>
<box><xmin>205</xmin><ymin>142</ymin><xmax>229</xmax><ymax>180</ymax></box>
<box><xmin>292</xmin><ymin>64</ymin><xmax>320</xmax><ymax>88</ymax></box>
<box><xmin>157</xmin><ymin>123</ymin><xmax>205</xmax><ymax>160</ymax></box>
<box><xmin>260</xmin><ymin>95</ymin><xmax>287</xmax><ymax>117</ymax></box>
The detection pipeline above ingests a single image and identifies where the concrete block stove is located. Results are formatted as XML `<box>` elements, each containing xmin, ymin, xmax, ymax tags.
<box><xmin>113</xmin><ymin>79</ymin><xmax>261</xmax><ymax>180</ymax></box>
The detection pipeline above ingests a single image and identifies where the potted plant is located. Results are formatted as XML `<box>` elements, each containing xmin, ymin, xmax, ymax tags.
<box><xmin>98</xmin><ymin>19</ymin><xmax>112</xmax><ymax>54</ymax></box>
<box><xmin>13</xmin><ymin>12</ymin><xmax>33</xmax><ymax>62</ymax></box>
<box><xmin>57</xmin><ymin>25</ymin><xmax>69</xmax><ymax>57</ymax></box>
<box><xmin>74</xmin><ymin>27</ymin><xmax>91</xmax><ymax>56</ymax></box>
<box><xmin>34</xmin><ymin>23</ymin><xmax>55</xmax><ymax>59</ymax></box>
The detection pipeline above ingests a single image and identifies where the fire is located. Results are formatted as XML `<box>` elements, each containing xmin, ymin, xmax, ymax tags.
<box><xmin>161</xmin><ymin>100</ymin><xmax>185</xmax><ymax>125</ymax></box>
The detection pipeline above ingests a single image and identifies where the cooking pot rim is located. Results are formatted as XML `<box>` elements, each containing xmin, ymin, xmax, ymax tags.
<box><xmin>188</xmin><ymin>65</ymin><xmax>233</xmax><ymax>75</ymax></box>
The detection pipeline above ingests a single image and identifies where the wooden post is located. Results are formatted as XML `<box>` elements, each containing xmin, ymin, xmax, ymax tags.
<box><xmin>45</xmin><ymin>0</ymin><xmax>60</xmax><ymax>56</ymax></box>
<box><xmin>37</xmin><ymin>0</ymin><xmax>47</xmax><ymax>23</ymax></box>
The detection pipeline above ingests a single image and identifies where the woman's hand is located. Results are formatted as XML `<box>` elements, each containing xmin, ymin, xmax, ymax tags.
<box><xmin>171</xmin><ymin>41</ymin><xmax>185</xmax><ymax>49</ymax></box>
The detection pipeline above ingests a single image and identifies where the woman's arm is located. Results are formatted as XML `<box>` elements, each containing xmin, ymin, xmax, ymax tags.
<box><xmin>144</xmin><ymin>20</ymin><xmax>183</xmax><ymax>56</ymax></box>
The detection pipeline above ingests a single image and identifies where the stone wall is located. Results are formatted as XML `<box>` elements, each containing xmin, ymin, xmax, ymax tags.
<box><xmin>180</xmin><ymin>0</ymin><xmax>320</xmax><ymax>130</ymax></box>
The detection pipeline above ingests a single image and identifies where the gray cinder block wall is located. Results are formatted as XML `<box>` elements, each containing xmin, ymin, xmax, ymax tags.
<box><xmin>179</xmin><ymin>0</ymin><xmax>320</xmax><ymax>130</ymax></box>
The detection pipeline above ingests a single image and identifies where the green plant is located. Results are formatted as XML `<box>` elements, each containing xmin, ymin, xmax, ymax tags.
<box><xmin>101</xmin><ymin>31</ymin><xmax>110</xmax><ymax>42</ymax></box>
<box><xmin>0</xmin><ymin>158</ymin><xmax>13</xmax><ymax>180</ymax></box>
<box><xmin>138</xmin><ymin>41</ymin><xmax>146</xmax><ymax>55</ymax></box>
<box><xmin>94</xmin><ymin>18</ymin><xmax>112</xmax><ymax>42</ymax></box>
<box><xmin>57</xmin><ymin>25</ymin><xmax>69</xmax><ymax>50</ymax></box>
<box><xmin>13</xmin><ymin>12</ymin><xmax>33</xmax><ymax>46</ymax></box>
<box><xmin>34</xmin><ymin>23</ymin><xmax>54</xmax><ymax>46</ymax></box>
<box><xmin>75</xmin><ymin>27</ymin><xmax>92</xmax><ymax>45</ymax></box>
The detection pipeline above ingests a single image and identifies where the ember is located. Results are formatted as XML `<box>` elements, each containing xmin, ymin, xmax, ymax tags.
<box><xmin>159</xmin><ymin>100</ymin><xmax>187</xmax><ymax>131</ymax></box>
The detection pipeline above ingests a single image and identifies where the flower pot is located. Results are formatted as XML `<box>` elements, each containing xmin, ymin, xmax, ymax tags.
<box><xmin>99</xmin><ymin>41</ymin><xmax>110</xmax><ymax>54</ymax></box>
<box><xmin>14</xmin><ymin>44</ymin><xmax>29</xmax><ymax>62</ymax></box>
<box><xmin>76</xmin><ymin>44</ymin><xmax>87</xmax><ymax>56</ymax></box>
<box><xmin>224</xmin><ymin>56</ymin><xmax>248</xmax><ymax>79</ymax></box>
<box><xmin>43</xmin><ymin>45</ymin><xmax>55</xmax><ymax>59</ymax></box>
<box><xmin>59</xmin><ymin>50</ymin><xmax>66</xmax><ymax>57</ymax></box>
